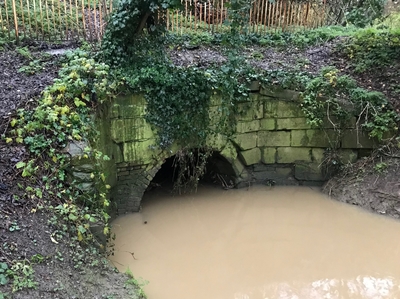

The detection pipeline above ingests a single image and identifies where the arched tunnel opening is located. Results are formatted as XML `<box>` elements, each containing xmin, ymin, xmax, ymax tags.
<box><xmin>143</xmin><ymin>150</ymin><xmax>237</xmax><ymax>201</ymax></box>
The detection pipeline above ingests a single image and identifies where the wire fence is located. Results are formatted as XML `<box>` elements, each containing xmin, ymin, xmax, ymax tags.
<box><xmin>0</xmin><ymin>0</ymin><xmax>328</xmax><ymax>42</ymax></box>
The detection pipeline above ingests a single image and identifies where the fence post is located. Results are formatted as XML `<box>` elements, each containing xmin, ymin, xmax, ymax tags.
<box><xmin>11</xmin><ymin>0</ymin><xmax>19</xmax><ymax>43</ymax></box>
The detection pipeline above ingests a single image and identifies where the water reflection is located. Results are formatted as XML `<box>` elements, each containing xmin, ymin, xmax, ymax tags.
<box><xmin>234</xmin><ymin>276</ymin><xmax>399</xmax><ymax>299</ymax></box>
<box><xmin>110</xmin><ymin>186</ymin><xmax>400</xmax><ymax>299</ymax></box>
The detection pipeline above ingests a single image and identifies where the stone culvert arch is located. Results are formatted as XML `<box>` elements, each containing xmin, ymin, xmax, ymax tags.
<box><xmin>111</xmin><ymin>146</ymin><xmax>247</xmax><ymax>214</ymax></box>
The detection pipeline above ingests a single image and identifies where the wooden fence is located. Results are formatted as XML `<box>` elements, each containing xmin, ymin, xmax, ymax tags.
<box><xmin>0</xmin><ymin>0</ymin><xmax>328</xmax><ymax>42</ymax></box>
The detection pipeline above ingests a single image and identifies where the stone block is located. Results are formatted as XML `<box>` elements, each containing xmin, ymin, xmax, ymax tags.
<box><xmin>239</xmin><ymin>148</ymin><xmax>261</xmax><ymax>166</ymax></box>
<box><xmin>263</xmin><ymin>98</ymin><xmax>278</xmax><ymax>118</ymax></box>
<box><xmin>253</xmin><ymin>164</ymin><xmax>276</xmax><ymax>172</ymax></box>
<box><xmin>114</xmin><ymin>94</ymin><xmax>146</xmax><ymax>118</ymax></box>
<box><xmin>260</xmin><ymin>119</ymin><xmax>276</xmax><ymax>130</ymax></box>
<box><xmin>220</xmin><ymin>141</ymin><xmax>238</xmax><ymax>162</ymax></box>
<box><xmin>258</xmin><ymin>131</ymin><xmax>290</xmax><ymax>147</ymax></box>
<box><xmin>311</xmin><ymin>148</ymin><xmax>326</xmax><ymax>163</ymax></box>
<box><xmin>232</xmin><ymin>158</ymin><xmax>246</xmax><ymax>176</ymax></box>
<box><xmin>123</xmin><ymin>139</ymin><xmax>159</xmax><ymax>164</ymax></box>
<box><xmin>291</xmin><ymin>129</ymin><xmax>338</xmax><ymax>148</ymax></box>
<box><xmin>111</xmin><ymin>118</ymin><xmax>154</xmax><ymax>143</ymax></box>
<box><xmin>276</xmin><ymin>167</ymin><xmax>293</xmax><ymax>177</ymax></box>
<box><xmin>276</xmin><ymin>101</ymin><xmax>305</xmax><ymax>118</ymax></box>
<box><xmin>209</xmin><ymin>94</ymin><xmax>222</xmax><ymax>106</ymax></box>
<box><xmin>294</xmin><ymin>163</ymin><xmax>327</xmax><ymax>181</ymax></box>
<box><xmin>322</xmin><ymin>116</ymin><xmax>357</xmax><ymax>129</ymax></box>
<box><xmin>276</xmin><ymin>118</ymin><xmax>312</xmax><ymax>130</ymax></box>
<box><xmin>64</xmin><ymin>141</ymin><xmax>89</xmax><ymax>157</ymax></box>
<box><xmin>339</xmin><ymin>149</ymin><xmax>358</xmax><ymax>163</ymax></box>
<box><xmin>236</xmin><ymin>100</ymin><xmax>263</xmax><ymax>121</ymax></box>
<box><xmin>251</xmin><ymin>166</ymin><xmax>293</xmax><ymax>183</ymax></box>
<box><xmin>276</xmin><ymin>147</ymin><xmax>312</xmax><ymax>163</ymax></box>
<box><xmin>260</xmin><ymin>86</ymin><xmax>300</xmax><ymax>101</ymax></box>
<box><xmin>71</xmin><ymin>171</ymin><xmax>93</xmax><ymax>182</ymax></box>
<box><xmin>341</xmin><ymin>130</ymin><xmax>377</xmax><ymax>149</ymax></box>
<box><xmin>261</xmin><ymin>147</ymin><xmax>276</xmax><ymax>163</ymax></box>
<box><xmin>232</xmin><ymin>133</ymin><xmax>257</xmax><ymax>150</ymax></box>
<box><xmin>206</xmin><ymin>133</ymin><xmax>228</xmax><ymax>151</ymax></box>
<box><xmin>236</xmin><ymin>120</ymin><xmax>260</xmax><ymax>133</ymax></box>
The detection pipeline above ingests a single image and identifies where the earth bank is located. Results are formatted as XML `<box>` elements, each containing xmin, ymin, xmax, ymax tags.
<box><xmin>0</xmin><ymin>34</ymin><xmax>399</xmax><ymax>298</ymax></box>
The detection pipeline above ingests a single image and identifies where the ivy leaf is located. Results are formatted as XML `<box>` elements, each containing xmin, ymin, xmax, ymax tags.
<box><xmin>15</xmin><ymin>161</ymin><xmax>26</xmax><ymax>169</ymax></box>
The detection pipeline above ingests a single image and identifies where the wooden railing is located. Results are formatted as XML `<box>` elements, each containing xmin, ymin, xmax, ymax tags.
<box><xmin>0</xmin><ymin>0</ymin><xmax>327</xmax><ymax>42</ymax></box>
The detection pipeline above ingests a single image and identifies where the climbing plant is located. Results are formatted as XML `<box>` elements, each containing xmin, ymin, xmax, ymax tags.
<box><xmin>301</xmin><ymin>67</ymin><xmax>398</xmax><ymax>141</ymax></box>
<box><xmin>7</xmin><ymin>49</ymin><xmax>122</xmax><ymax>244</ymax></box>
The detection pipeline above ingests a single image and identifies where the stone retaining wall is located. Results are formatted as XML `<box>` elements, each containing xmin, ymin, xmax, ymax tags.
<box><xmin>70</xmin><ymin>86</ymin><xmax>382</xmax><ymax>214</ymax></box>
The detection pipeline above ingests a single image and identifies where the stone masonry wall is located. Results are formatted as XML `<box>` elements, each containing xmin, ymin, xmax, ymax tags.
<box><xmin>96</xmin><ymin>85</ymin><xmax>381</xmax><ymax>214</ymax></box>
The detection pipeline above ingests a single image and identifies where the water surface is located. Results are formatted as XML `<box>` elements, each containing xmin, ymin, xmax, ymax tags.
<box><xmin>110</xmin><ymin>185</ymin><xmax>400</xmax><ymax>299</ymax></box>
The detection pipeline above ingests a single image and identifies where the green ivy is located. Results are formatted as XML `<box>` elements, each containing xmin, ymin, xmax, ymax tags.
<box><xmin>301</xmin><ymin>67</ymin><xmax>398</xmax><ymax>140</ymax></box>
<box><xmin>6</xmin><ymin>49</ymin><xmax>122</xmax><ymax>244</ymax></box>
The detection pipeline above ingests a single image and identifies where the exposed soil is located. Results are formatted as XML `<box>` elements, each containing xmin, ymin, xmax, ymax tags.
<box><xmin>323</xmin><ymin>144</ymin><xmax>400</xmax><ymax>219</ymax></box>
<box><xmin>0</xmin><ymin>36</ymin><xmax>399</xmax><ymax>298</ymax></box>
<box><xmin>0</xmin><ymin>43</ymin><xmax>141</xmax><ymax>299</ymax></box>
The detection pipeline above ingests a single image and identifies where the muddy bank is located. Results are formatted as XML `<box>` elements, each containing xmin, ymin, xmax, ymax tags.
<box><xmin>323</xmin><ymin>144</ymin><xmax>400</xmax><ymax>219</ymax></box>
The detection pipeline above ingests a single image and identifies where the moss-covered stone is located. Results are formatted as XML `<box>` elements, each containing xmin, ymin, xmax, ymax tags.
<box><xmin>276</xmin><ymin>101</ymin><xmax>304</xmax><ymax>118</ymax></box>
<box><xmin>263</xmin><ymin>98</ymin><xmax>278</xmax><ymax>118</ymax></box>
<box><xmin>276</xmin><ymin>147</ymin><xmax>312</xmax><ymax>163</ymax></box>
<box><xmin>341</xmin><ymin>130</ymin><xmax>377</xmax><ymax>149</ymax></box>
<box><xmin>258</xmin><ymin>131</ymin><xmax>290</xmax><ymax>147</ymax></box>
<box><xmin>237</xmin><ymin>97</ymin><xmax>263</xmax><ymax>121</ymax></box>
<box><xmin>239</xmin><ymin>148</ymin><xmax>261</xmax><ymax>166</ymax></box>
<box><xmin>260</xmin><ymin>86</ymin><xmax>300</xmax><ymax>101</ymax></box>
<box><xmin>111</xmin><ymin>119</ymin><xmax>154</xmax><ymax>143</ymax></box>
<box><xmin>291</xmin><ymin>129</ymin><xmax>338</xmax><ymax>147</ymax></box>
<box><xmin>123</xmin><ymin>139</ymin><xmax>158</xmax><ymax>164</ymax></box>
<box><xmin>260</xmin><ymin>119</ymin><xmax>275</xmax><ymax>130</ymax></box>
<box><xmin>220</xmin><ymin>141</ymin><xmax>238</xmax><ymax>162</ymax></box>
<box><xmin>232</xmin><ymin>133</ymin><xmax>258</xmax><ymax>150</ymax></box>
<box><xmin>294</xmin><ymin>163</ymin><xmax>326</xmax><ymax>181</ymax></box>
<box><xmin>236</xmin><ymin>120</ymin><xmax>260</xmax><ymax>133</ymax></box>
<box><xmin>206</xmin><ymin>133</ymin><xmax>228</xmax><ymax>150</ymax></box>
<box><xmin>113</xmin><ymin>94</ymin><xmax>146</xmax><ymax>118</ymax></box>
<box><xmin>276</xmin><ymin>118</ymin><xmax>311</xmax><ymax>130</ymax></box>
<box><xmin>261</xmin><ymin>147</ymin><xmax>276</xmax><ymax>163</ymax></box>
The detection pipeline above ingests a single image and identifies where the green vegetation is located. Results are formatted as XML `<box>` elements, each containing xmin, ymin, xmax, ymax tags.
<box><xmin>0</xmin><ymin>0</ymin><xmax>399</xmax><ymax>297</ymax></box>
<box><xmin>7</xmin><ymin>49</ymin><xmax>121</xmax><ymax>247</ymax></box>
<box><xmin>339</xmin><ymin>27</ymin><xmax>400</xmax><ymax>73</ymax></box>
<box><xmin>125</xmin><ymin>269</ymin><xmax>148</xmax><ymax>299</ymax></box>
<box><xmin>301</xmin><ymin>67</ymin><xmax>398</xmax><ymax>140</ymax></box>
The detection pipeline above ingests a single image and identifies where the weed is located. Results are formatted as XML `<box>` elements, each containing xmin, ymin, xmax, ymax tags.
<box><xmin>7</xmin><ymin>260</ymin><xmax>37</xmax><ymax>292</ymax></box>
<box><xmin>125</xmin><ymin>268</ymin><xmax>148</xmax><ymax>299</ymax></box>
<box><xmin>8</xmin><ymin>221</ymin><xmax>20</xmax><ymax>232</ymax></box>
<box><xmin>16</xmin><ymin>47</ymin><xmax>33</xmax><ymax>60</ymax></box>
<box><xmin>0</xmin><ymin>263</ymin><xmax>9</xmax><ymax>285</ymax></box>
<box><xmin>374</xmin><ymin>161</ymin><xmax>388</xmax><ymax>173</ymax></box>
<box><xmin>18</xmin><ymin>60</ymin><xmax>44</xmax><ymax>75</ymax></box>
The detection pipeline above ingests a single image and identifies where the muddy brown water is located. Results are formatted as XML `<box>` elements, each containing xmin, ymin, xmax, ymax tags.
<box><xmin>110</xmin><ymin>185</ymin><xmax>400</xmax><ymax>299</ymax></box>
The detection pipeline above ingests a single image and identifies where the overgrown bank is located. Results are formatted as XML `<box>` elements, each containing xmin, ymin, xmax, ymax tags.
<box><xmin>0</xmin><ymin>7</ymin><xmax>400</xmax><ymax>299</ymax></box>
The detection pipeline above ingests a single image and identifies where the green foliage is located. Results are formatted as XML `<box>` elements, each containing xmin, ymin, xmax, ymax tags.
<box><xmin>125</xmin><ymin>268</ymin><xmax>148</xmax><ymax>299</ymax></box>
<box><xmin>301</xmin><ymin>67</ymin><xmax>398</xmax><ymax>140</ymax></box>
<box><xmin>0</xmin><ymin>263</ymin><xmax>9</xmax><ymax>286</ymax></box>
<box><xmin>7</xmin><ymin>261</ymin><xmax>37</xmax><ymax>292</ymax></box>
<box><xmin>345</xmin><ymin>0</ymin><xmax>386</xmax><ymax>27</ymax></box>
<box><xmin>374</xmin><ymin>161</ymin><xmax>388</xmax><ymax>173</ymax></box>
<box><xmin>340</xmin><ymin>27</ymin><xmax>400</xmax><ymax>73</ymax></box>
<box><xmin>101</xmin><ymin>0</ymin><xmax>181</xmax><ymax>65</ymax></box>
<box><xmin>6</xmin><ymin>48</ymin><xmax>121</xmax><ymax>244</ymax></box>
